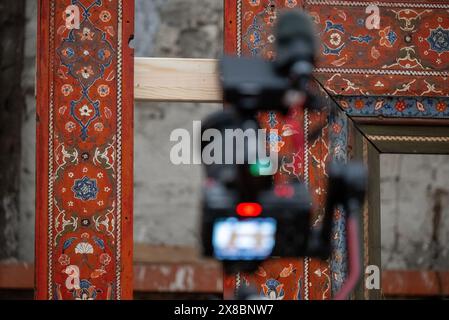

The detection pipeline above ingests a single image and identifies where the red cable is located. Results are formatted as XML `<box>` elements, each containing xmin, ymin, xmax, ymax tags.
<box><xmin>334</xmin><ymin>216</ymin><xmax>362</xmax><ymax>300</ymax></box>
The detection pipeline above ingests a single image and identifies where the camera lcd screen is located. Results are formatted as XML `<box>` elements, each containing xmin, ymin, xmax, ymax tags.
<box><xmin>212</xmin><ymin>217</ymin><xmax>276</xmax><ymax>260</ymax></box>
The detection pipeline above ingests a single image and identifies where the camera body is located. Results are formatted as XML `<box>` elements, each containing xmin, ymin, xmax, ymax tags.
<box><xmin>201</xmin><ymin>180</ymin><xmax>312</xmax><ymax>273</ymax></box>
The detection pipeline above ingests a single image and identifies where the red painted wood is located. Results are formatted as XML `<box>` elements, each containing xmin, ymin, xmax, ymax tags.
<box><xmin>306</xmin><ymin>1</ymin><xmax>449</xmax><ymax>97</ymax></box>
<box><xmin>35</xmin><ymin>0</ymin><xmax>134</xmax><ymax>300</ymax></box>
<box><xmin>1</xmin><ymin>261</ymin><xmax>222</xmax><ymax>293</ymax></box>
<box><xmin>11</xmin><ymin>263</ymin><xmax>449</xmax><ymax>297</ymax></box>
<box><xmin>382</xmin><ymin>270</ymin><xmax>449</xmax><ymax>297</ymax></box>
<box><xmin>224</xmin><ymin>0</ymin><xmax>238</xmax><ymax>55</ymax></box>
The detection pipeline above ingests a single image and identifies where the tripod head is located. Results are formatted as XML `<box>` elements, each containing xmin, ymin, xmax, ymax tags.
<box><xmin>221</xmin><ymin>10</ymin><xmax>316</xmax><ymax>116</ymax></box>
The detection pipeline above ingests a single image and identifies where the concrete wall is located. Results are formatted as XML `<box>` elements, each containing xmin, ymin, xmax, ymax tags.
<box><xmin>380</xmin><ymin>154</ymin><xmax>449</xmax><ymax>270</ymax></box>
<box><xmin>133</xmin><ymin>0</ymin><xmax>223</xmax><ymax>248</ymax></box>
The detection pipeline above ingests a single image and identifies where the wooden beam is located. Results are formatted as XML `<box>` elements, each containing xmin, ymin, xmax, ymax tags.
<box><xmin>0</xmin><ymin>261</ymin><xmax>222</xmax><ymax>294</ymax></box>
<box><xmin>35</xmin><ymin>0</ymin><xmax>134</xmax><ymax>300</ymax></box>
<box><xmin>134</xmin><ymin>58</ymin><xmax>222</xmax><ymax>102</ymax></box>
<box><xmin>382</xmin><ymin>270</ymin><xmax>449</xmax><ymax>297</ymax></box>
<box><xmin>0</xmin><ymin>263</ymin><xmax>34</xmax><ymax>290</ymax></box>
<box><xmin>1</xmin><ymin>245</ymin><xmax>222</xmax><ymax>294</ymax></box>
<box><xmin>134</xmin><ymin>263</ymin><xmax>222</xmax><ymax>293</ymax></box>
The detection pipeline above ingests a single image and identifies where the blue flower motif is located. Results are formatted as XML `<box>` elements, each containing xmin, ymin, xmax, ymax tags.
<box><xmin>72</xmin><ymin>176</ymin><xmax>98</xmax><ymax>201</ymax></box>
<box><xmin>427</xmin><ymin>27</ymin><xmax>449</xmax><ymax>54</ymax></box>
<box><xmin>261</xmin><ymin>279</ymin><xmax>285</xmax><ymax>300</ymax></box>
<box><xmin>267</xmin><ymin>132</ymin><xmax>282</xmax><ymax>143</ymax></box>
<box><xmin>387</xmin><ymin>30</ymin><xmax>397</xmax><ymax>46</ymax></box>
<box><xmin>66</xmin><ymin>47</ymin><xmax>75</xmax><ymax>58</ymax></box>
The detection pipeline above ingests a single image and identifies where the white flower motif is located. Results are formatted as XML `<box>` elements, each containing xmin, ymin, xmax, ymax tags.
<box><xmin>97</xmin><ymin>173</ymin><xmax>104</xmax><ymax>179</ymax></box>
<box><xmin>104</xmin><ymin>187</ymin><xmax>111</xmax><ymax>192</ymax></box>
<box><xmin>68</xmin><ymin>201</ymin><xmax>74</xmax><ymax>207</ymax></box>
<box><xmin>83</xmin><ymin>167</ymin><xmax>88</xmax><ymax>173</ymax></box>
<box><xmin>330</xmin><ymin>33</ymin><xmax>342</xmax><ymax>46</ymax></box>
<box><xmin>65</xmin><ymin>121</ymin><xmax>76</xmax><ymax>133</ymax></box>
<box><xmin>75</xmin><ymin>242</ymin><xmax>94</xmax><ymax>254</ymax></box>
<box><xmin>79</xmin><ymin>105</ymin><xmax>92</xmax><ymax>116</ymax></box>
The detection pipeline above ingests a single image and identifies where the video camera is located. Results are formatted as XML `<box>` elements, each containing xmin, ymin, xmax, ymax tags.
<box><xmin>199</xmin><ymin>10</ymin><xmax>367</xmax><ymax>298</ymax></box>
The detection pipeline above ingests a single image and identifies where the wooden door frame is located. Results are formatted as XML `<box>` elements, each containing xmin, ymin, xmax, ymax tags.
<box><xmin>350</xmin><ymin>119</ymin><xmax>449</xmax><ymax>299</ymax></box>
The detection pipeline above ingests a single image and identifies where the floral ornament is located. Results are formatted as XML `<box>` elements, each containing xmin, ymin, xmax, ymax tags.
<box><xmin>71</xmin><ymin>98</ymin><xmax>101</xmax><ymax>141</ymax></box>
<box><xmin>75</xmin><ymin>242</ymin><xmax>94</xmax><ymax>254</ymax></box>
<box><xmin>90</xmin><ymin>269</ymin><xmax>107</xmax><ymax>279</ymax></box>
<box><xmin>73</xmin><ymin>280</ymin><xmax>99</xmax><ymax>300</ymax></box>
<box><xmin>57</xmin><ymin>19</ymin><xmax>114</xmax><ymax>88</ymax></box>
<box><xmin>59</xmin><ymin>105</ymin><xmax>67</xmax><ymax>115</ymax></box>
<box><xmin>354</xmin><ymin>99</ymin><xmax>365</xmax><ymax>110</ymax></box>
<box><xmin>100</xmin><ymin>253</ymin><xmax>111</xmax><ymax>266</ymax></box>
<box><xmin>94</xmin><ymin>122</ymin><xmax>104</xmax><ymax>132</ymax></box>
<box><xmin>58</xmin><ymin>254</ymin><xmax>70</xmax><ymax>266</ymax></box>
<box><xmin>330</xmin><ymin>33</ymin><xmax>342</xmax><ymax>46</ymax></box>
<box><xmin>249</xmin><ymin>0</ymin><xmax>260</xmax><ymax>6</ymax></box>
<box><xmin>79</xmin><ymin>104</ymin><xmax>93</xmax><ymax>116</ymax></box>
<box><xmin>244</xmin><ymin>16</ymin><xmax>267</xmax><ymax>56</ymax></box>
<box><xmin>99</xmin><ymin>10</ymin><xmax>112</xmax><ymax>23</ymax></box>
<box><xmin>379</xmin><ymin>26</ymin><xmax>397</xmax><ymax>48</ymax></box>
<box><xmin>267</xmin><ymin>132</ymin><xmax>285</xmax><ymax>152</ymax></box>
<box><xmin>280</xmin><ymin>151</ymin><xmax>302</xmax><ymax>179</ymax></box>
<box><xmin>97</xmin><ymin>84</ymin><xmax>110</xmax><ymax>97</ymax></box>
<box><xmin>61</xmin><ymin>84</ymin><xmax>73</xmax><ymax>96</ymax></box>
<box><xmin>323</xmin><ymin>21</ymin><xmax>345</xmax><ymax>56</ymax></box>
<box><xmin>65</xmin><ymin>121</ymin><xmax>76</xmax><ymax>132</ymax></box>
<box><xmin>81</xmin><ymin>27</ymin><xmax>95</xmax><ymax>41</ymax></box>
<box><xmin>261</xmin><ymin>279</ymin><xmax>285</xmax><ymax>300</ymax></box>
<box><xmin>332</xmin><ymin>122</ymin><xmax>342</xmax><ymax>134</ymax></box>
<box><xmin>395</xmin><ymin>100</ymin><xmax>406</xmax><ymax>112</ymax></box>
<box><xmin>77</xmin><ymin>65</ymin><xmax>94</xmax><ymax>80</ymax></box>
<box><xmin>72</xmin><ymin>176</ymin><xmax>98</xmax><ymax>201</ymax></box>
<box><xmin>281</xmin><ymin>124</ymin><xmax>299</xmax><ymax>137</ymax></box>
<box><xmin>427</xmin><ymin>26</ymin><xmax>449</xmax><ymax>54</ymax></box>
<box><xmin>436</xmin><ymin>101</ymin><xmax>447</xmax><ymax>112</ymax></box>
<box><xmin>285</xmin><ymin>0</ymin><xmax>297</xmax><ymax>8</ymax></box>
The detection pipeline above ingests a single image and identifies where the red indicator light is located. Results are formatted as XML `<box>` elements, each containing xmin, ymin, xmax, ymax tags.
<box><xmin>236</xmin><ymin>202</ymin><xmax>263</xmax><ymax>217</ymax></box>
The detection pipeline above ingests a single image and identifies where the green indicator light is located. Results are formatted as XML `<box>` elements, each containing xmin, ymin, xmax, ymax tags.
<box><xmin>250</xmin><ymin>161</ymin><xmax>270</xmax><ymax>176</ymax></box>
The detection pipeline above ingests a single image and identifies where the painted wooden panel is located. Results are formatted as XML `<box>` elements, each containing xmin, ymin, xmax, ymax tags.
<box><xmin>307</xmin><ymin>0</ymin><xmax>449</xmax><ymax>97</ymax></box>
<box><xmin>307</xmin><ymin>1</ymin><xmax>449</xmax><ymax>120</ymax></box>
<box><xmin>35</xmin><ymin>0</ymin><xmax>134</xmax><ymax>300</ymax></box>
<box><xmin>228</xmin><ymin>0</ymin><xmax>449</xmax><ymax>121</ymax></box>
